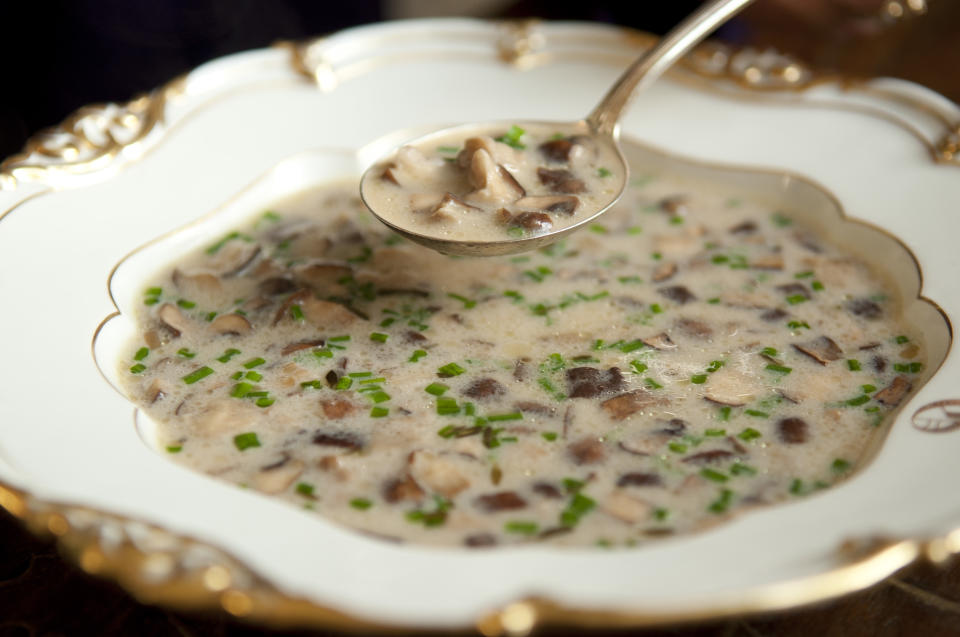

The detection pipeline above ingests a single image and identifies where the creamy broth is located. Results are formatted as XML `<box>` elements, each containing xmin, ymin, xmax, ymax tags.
<box><xmin>361</xmin><ymin>124</ymin><xmax>622</xmax><ymax>242</ymax></box>
<box><xmin>122</xmin><ymin>157</ymin><xmax>923</xmax><ymax>548</ymax></box>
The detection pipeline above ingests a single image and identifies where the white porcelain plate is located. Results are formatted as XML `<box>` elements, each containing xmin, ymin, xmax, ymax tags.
<box><xmin>1</xmin><ymin>19</ymin><xmax>959</xmax><ymax>634</ymax></box>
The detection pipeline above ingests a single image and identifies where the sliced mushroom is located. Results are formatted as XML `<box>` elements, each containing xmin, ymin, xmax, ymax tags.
<box><xmin>641</xmin><ymin>332</ymin><xmax>676</xmax><ymax>350</ymax></box>
<box><xmin>301</xmin><ymin>297</ymin><xmax>360</xmax><ymax>328</ymax></box>
<box><xmin>409</xmin><ymin>450</ymin><xmax>470</xmax><ymax>498</ymax></box>
<box><xmin>602</xmin><ymin>491</ymin><xmax>651</xmax><ymax>524</ymax></box>
<box><xmin>464</xmin><ymin>377</ymin><xmax>506</xmax><ymax>399</ymax></box>
<box><xmin>464</xmin><ymin>534</ymin><xmax>497</xmax><ymax>548</ymax></box>
<box><xmin>846</xmin><ymin>298</ymin><xmax>883</xmax><ymax>320</ymax></box>
<box><xmin>729</xmin><ymin>220</ymin><xmax>757</xmax><ymax>234</ymax></box>
<box><xmin>874</xmin><ymin>376</ymin><xmax>912</xmax><ymax>406</ymax></box>
<box><xmin>146</xmin><ymin>379</ymin><xmax>173</xmax><ymax>403</ymax></box>
<box><xmin>618</xmin><ymin>438</ymin><xmax>655</xmax><ymax>456</ymax></box>
<box><xmin>703</xmin><ymin>370</ymin><xmax>760</xmax><ymax>407</ymax></box>
<box><xmin>675</xmin><ymin>318</ymin><xmax>712</xmax><ymax>339</ymax></box>
<box><xmin>514</xmin><ymin>195</ymin><xmax>579</xmax><ymax>215</ymax></box>
<box><xmin>319</xmin><ymin>398</ymin><xmax>356</xmax><ymax>420</ymax></box>
<box><xmin>566</xmin><ymin>366</ymin><xmax>624</xmax><ymax>398</ymax></box>
<box><xmin>601</xmin><ymin>390</ymin><xmax>668</xmax><ymax>420</ymax></box>
<box><xmin>209</xmin><ymin>241</ymin><xmax>261</xmax><ymax>278</ymax></box>
<box><xmin>651</xmin><ymin>262</ymin><xmax>677</xmax><ymax>282</ymax></box>
<box><xmin>464</xmin><ymin>149</ymin><xmax>526</xmax><ymax>206</ymax></box>
<box><xmin>777</xmin><ymin>417</ymin><xmax>808</xmax><ymax>443</ymax></box>
<box><xmin>312</xmin><ymin>430</ymin><xmax>363</xmax><ymax>450</ymax></box>
<box><xmin>253</xmin><ymin>459</ymin><xmax>304</xmax><ymax>494</ymax></box>
<box><xmin>532</xmin><ymin>482</ymin><xmax>564</xmax><ymax>499</ymax></box>
<box><xmin>191</xmin><ymin>400</ymin><xmax>257</xmax><ymax>437</ymax></box>
<box><xmin>382</xmin><ymin>474</ymin><xmax>425</xmax><ymax>503</ymax></box>
<box><xmin>793</xmin><ymin>336</ymin><xmax>843</xmax><ymax>365</ymax></box>
<box><xmin>658</xmin><ymin>285</ymin><xmax>696</xmax><ymax>304</ymax></box>
<box><xmin>294</xmin><ymin>261</ymin><xmax>352</xmax><ymax>294</ymax></box>
<box><xmin>538</xmin><ymin>138</ymin><xmax>574</xmax><ymax>162</ymax></box>
<box><xmin>511</xmin><ymin>211</ymin><xmax>553</xmax><ymax>232</ymax></box>
<box><xmin>567</xmin><ymin>437</ymin><xmax>607</xmax><ymax>465</ymax></box>
<box><xmin>429</xmin><ymin>193</ymin><xmax>482</xmax><ymax>222</ymax></box>
<box><xmin>682</xmin><ymin>450</ymin><xmax>737</xmax><ymax>465</ymax></box>
<box><xmin>760</xmin><ymin>308</ymin><xmax>788</xmax><ymax>322</ymax></box>
<box><xmin>751</xmin><ymin>254</ymin><xmax>784</xmax><ymax>270</ymax></box>
<box><xmin>616</xmin><ymin>472</ymin><xmax>662</xmax><ymax>487</ymax></box>
<box><xmin>172</xmin><ymin>270</ymin><xmax>222</xmax><ymax>298</ymax></box>
<box><xmin>157</xmin><ymin>303</ymin><xmax>190</xmax><ymax>337</ymax></box>
<box><xmin>456</xmin><ymin>136</ymin><xmax>522</xmax><ymax>168</ymax></box>
<box><xmin>537</xmin><ymin>167</ymin><xmax>585</xmax><ymax>194</ymax></box>
<box><xmin>776</xmin><ymin>283</ymin><xmax>810</xmax><ymax>300</ymax></box>
<box><xmin>474</xmin><ymin>491</ymin><xmax>527</xmax><ymax>512</ymax></box>
<box><xmin>658</xmin><ymin>196</ymin><xmax>688</xmax><ymax>216</ymax></box>
<box><xmin>258</xmin><ymin>277</ymin><xmax>297</xmax><ymax>297</ymax></box>
<box><xmin>281</xmin><ymin>339</ymin><xmax>325</xmax><ymax>356</ymax></box>
<box><xmin>209</xmin><ymin>313</ymin><xmax>252</xmax><ymax>336</ymax></box>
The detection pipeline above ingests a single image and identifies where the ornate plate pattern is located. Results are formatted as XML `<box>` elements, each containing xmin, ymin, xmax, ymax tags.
<box><xmin>1</xmin><ymin>19</ymin><xmax>959</xmax><ymax>634</ymax></box>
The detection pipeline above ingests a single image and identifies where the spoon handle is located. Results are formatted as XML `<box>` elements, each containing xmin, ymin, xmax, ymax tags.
<box><xmin>586</xmin><ymin>0</ymin><xmax>755</xmax><ymax>136</ymax></box>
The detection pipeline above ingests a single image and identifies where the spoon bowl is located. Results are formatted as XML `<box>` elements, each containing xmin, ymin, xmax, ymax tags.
<box><xmin>360</xmin><ymin>0</ymin><xmax>754</xmax><ymax>256</ymax></box>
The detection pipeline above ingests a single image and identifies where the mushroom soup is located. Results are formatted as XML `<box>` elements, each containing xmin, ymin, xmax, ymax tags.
<box><xmin>121</xmin><ymin>159</ymin><xmax>923</xmax><ymax>548</ymax></box>
<box><xmin>361</xmin><ymin>124</ymin><xmax>622</xmax><ymax>242</ymax></box>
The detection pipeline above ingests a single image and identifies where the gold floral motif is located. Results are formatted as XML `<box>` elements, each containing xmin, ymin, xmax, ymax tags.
<box><xmin>0</xmin><ymin>79</ymin><xmax>182</xmax><ymax>191</ymax></box>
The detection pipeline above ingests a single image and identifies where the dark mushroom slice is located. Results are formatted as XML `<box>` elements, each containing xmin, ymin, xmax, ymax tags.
<box><xmin>793</xmin><ymin>336</ymin><xmax>843</xmax><ymax>365</ymax></box>
<box><xmin>532</xmin><ymin>482</ymin><xmax>564</xmax><ymax>499</ymax></box>
<box><xmin>258</xmin><ymin>277</ymin><xmax>298</xmax><ymax>297</ymax></box>
<box><xmin>760</xmin><ymin>308</ymin><xmax>789</xmax><ymax>322</ymax></box>
<box><xmin>682</xmin><ymin>450</ymin><xmax>737</xmax><ymax>465</ymax></box>
<box><xmin>465</xmin><ymin>149</ymin><xmax>526</xmax><ymax>205</ymax></box>
<box><xmin>618</xmin><ymin>439</ymin><xmax>652</xmax><ymax>456</ymax></box>
<box><xmin>281</xmin><ymin>339</ymin><xmax>325</xmax><ymax>356</ymax></box>
<box><xmin>211</xmin><ymin>241</ymin><xmax>261</xmax><ymax>278</ymax></box>
<box><xmin>872</xmin><ymin>355</ymin><xmax>887</xmax><ymax>373</ymax></box>
<box><xmin>655</xmin><ymin>418</ymin><xmax>687</xmax><ymax>436</ymax></box>
<box><xmin>658</xmin><ymin>196</ymin><xmax>688</xmax><ymax>216</ymax></box>
<box><xmin>652</xmin><ymin>262</ymin><xmax>677</xmax><ymax>282</ymax></box>
<box><xmin>776</xmin><ymin>283</ymin><xmax>810</xmax><ymax>300</ymax></box>
<box><xmin>617</xmin><ymin>472</ymin><xmax>663</xmax><ymax>487</ymax></box>
<box><xmin>514</xmin><ymin>195</ymin><xmax>579</xmax><ymax>216</ymax></box>
<box><xmin>380</xmin><ymin>164</ymin><xmax>400</xmax><ymax>185</ymax></box>
<box><xmin>324</xmin><ymin>370</ymin><xmax>339</xmax><ymax>388</ymax></box>
<box><xmin>312</xmin><ymin>430</ymin><xmax>364</xmax><ymax>450</ymax></box>
<box><xmin>846</xmin><ymin>298</ymin><xmax>883</xmax><ymax>320</ymax></box>
<box><xmin>641</xmin><ymin>332</ymin><xmax>676</xmax><ymax>350</ymax></box>
<box><xmin>538</xmin><ymin>138</ymin><xmax>574</xmax><ymax>162</ymax></box>
<box><xmin>272</xmin><ymin>289</ymin><xmax>312</xmax><ymax>325</ymax></box>
<box><xmin>751</xmin><ymin>254</ymin><xmax>784</xmax><ymax>270</ymax></box>
<box><xmin>777</xmin><ymin>417</ymin><xmax>808</xmax><ymax>444</ymax></box>
<box><xmin>474</xmin><ymin>491</ymin><xmax>527</xmax><ymax>512</ymax></box>
<box><xmin>729</xmin><ymin>220</ymin><xmax>757</xmax><ymax>234</ymax></box>
<box><xmin>601</xmin><ymin>390</ymin><xmax>668</xmax><ymax>420</ymax></box>
<box><xmin>567</xmin><ymin>437</ymin><xmax>607</xmax><ymax>465</ymax></box>
<box><xmin>382</xmin><ymin>475</ymin><xmax>424</xmax><ymax>503</ymax></box>
<box><xmin>209</xmin><ymin>313</ymin><xmax>252</xmax><ymax>336</ymax></box>
<box><xmin>464</xmin><ymin>533</ymin><xmax>497</xmax><ymax>548</ymax></box>
<box><xmin>658</xmin><ymin>285</ymin><xmax>696</xmax><ymax>304</ymax></box>
<box><xmin>294</xmin><ymin>261</ymin><xmax>353</xmax><ymax>293</ymax></box>
<box><xmin>511</xmin><ymin>211</ymin><xmax>553</xmax><ymax>232</ymax></box>
<box><xmin>464</xmin><ymin>377</ymin><xmax>506</xmax><ymax>399</ymax></box>
<box><xmin>792</xmin><ymin>230</ymin><xmax>823</xmax><ymax>253</ymax></box>
<box><xmin>874</xmin><ymin>376</ymin><xmax>913</xmax><ymax>406</ymax></box>
<box><xmin>429</xmin><ymin>193</ymin><xmax>482</xmax><ymax>222</ymax></box>
<box><xmin>253</xmin><ymin>458</ymin><xmax>305</xmax><ymax>494</ymax></box>
<box><xmin>537</xmin><ymin>167</ymin><xmax>586</xmax><ymax>194</ymax></box>
<box><xmin>565</xmin><ymin>366</ymin><xmax>624</xmax><ymax>398</ymax></box>
<box><xmin>320</xmin><ymin>398</ymin><xmax>356</xmax><ymax>420</ymax></box>
<box><xmin>674</xmin><ymin>318</ymin><xmax>712</xmax><ymax>339</ymax></box>
<box><xmin>157</xmin><ymin>303</ymin><xmax>190</xmax><ymax>338</ymax></box>
<box><xmin>404</xmin><ymin>330</ymin><xmax>427</xmax><ymax>343</ymax></box>
<box><xmin>514</xmin><ymin>401</ymin><xmax>554</xmax><ymax>416</ymax></box>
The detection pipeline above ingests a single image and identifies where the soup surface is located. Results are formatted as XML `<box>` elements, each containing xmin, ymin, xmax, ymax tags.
<box><xmin>121</xmin><ymin>155</ymin><xmax>923</xmax><ymax>548</ymax></box>
<box><xmin>361</xmin><ymin>124</ymin><xmax>622</xmax><ymax>242</ymax></box>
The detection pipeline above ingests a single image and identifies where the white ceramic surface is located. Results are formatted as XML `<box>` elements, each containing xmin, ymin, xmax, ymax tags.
<box><xmin>1</xmin><ymin>19</ymin><xmax>959</xmax><ymax>631</ymax></box>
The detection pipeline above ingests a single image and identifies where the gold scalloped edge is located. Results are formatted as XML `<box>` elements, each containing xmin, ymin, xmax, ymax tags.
<box><xmin>0</xmin><ymin>77</ymin><xmax>184</xmax><ymax>191</ymax></box>
<box><xmin>3</xmin><ymin>479</ymin><xmax>959</xmax><ymax>636</ymax></box>
<box><xmin>2</xmin><ymin>19</ymin><xmax>960</xmax><ymax>636</ymax></box>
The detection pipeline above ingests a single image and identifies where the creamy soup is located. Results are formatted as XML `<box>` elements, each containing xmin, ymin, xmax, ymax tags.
<box><xmin>361</xmin><ymin>124</ymin><xmax>622</xmax><ymax>242</ymax></box>
<box><xmin>121</xmin><ymin>158</ymin><xmax>922</xmax><ymax>548</ymax></box>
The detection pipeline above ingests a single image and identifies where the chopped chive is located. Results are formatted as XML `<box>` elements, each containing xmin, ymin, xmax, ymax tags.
<box><xmin>359</xmin><ymin>377</ymin><xmax>386</xmax><ymax>385</ymax></box>
<box><xmin>425</xmin><ymin>382</ymin><xmax>448</xmax><ymax>396</ymax></box>
<box><xmin>217</xmin><ymin>348</ymin><xmax>241</xmax><ymax>363</ymax></box>
<box><xmin>369</xmin><ymin>391</ymin><xmax>391</xmax><ymax>404</ymax></box>
<box><xmin>669</xmin><ymin>216</ymin><xmax>684</xmax><ymax>225</ymax></box>
<box><xmin>369</xmin><ymin>332</ymin><xmax>389</xmax><ymax>343</ymax></box>
<box><xmin>486</xmin><ymin>412</ymin><xmax>523</xmax><ymax>422</ymax></box>
<box><xmin>862</xmin><ymin>384</ymin><xmax>876</xmax><ymax>393</ymax></box>
<box><xmin>761</xmin><ymin>347</ymin><xmax>778</xmax><ymax>357</ymax></box>
<box><xmin>295</xmin><ymin>482</ymin><xmax>314</xmax><ymax>496</ymax></box>
<box><xmin>506</xmin><ymin>227</ymin><xmax>524</xmax><ymax>238</ymax></box>
<box><xmin>495</xmin><ymin>124</ymin><xmax>526</xmax><ymax>149</ymax></box>
<box><xmin>436</xmin><ymin>397</ymin><xmax>460</xmax><ymax>415</ymax></box>
<box><xmin>738</xmin><ymin>427</ymin><xmax>762</xmax><ymax>441</ymax></box>
<box><xmin>177</xmin><ymin>299</ymin><xmax>196</xmax><ymax>309</ymax></box>
<box><xmin>334</xmin><ymin>377</ymin><xmax>353</xmax><ymax>390</ymax></box>
<box><xmin>691</xmin><ymin>374</ymin><xmax>708</xmax><ymax>384</ymax></box>
<box><xmin>730</xmin><ymin>463</ymin><xmax>757</xmax><ymax>476</ymax></box>
<box><xmin>705</xmin><ymin>428</ymin><xmax>726</xmax><ymax>437</ymax></box>
<box><xmin>143</xmin><ymin>297</ymin><xmax>159</xmax><ymax>306</ymax></box>
<box><xmin>811</xmin><ymin>281</ymin><xmax>824</xmax><ymax>291</ymax></box>
<box><xmin>795</xmin><ymin>271</ymin><xmax>814</xmax><ymax>279</ymax></box>
<box><xmin>618</xmin><ymin>275</ymin><xmax>643</xmax><ymax>284</ymax></box>
<box><xmin>787</xmin><ymin>320</ymin><xmax>811</xmax><ymax>330</ymax></box>
<box><xmin>845</xmin><ymin>395</ymin><xmax>870</xmax><ymax>406</ymax></box>
<box><xmin>708</xmin><ymin>489</ymin><xmax>734</xmax><ymax>513</ymax></box>
<box><xmin>174</xmin><ymin>348</ymin><xmax>194</xmax><ymax>359</ymax></box>
<box><xmin>786</xmin><ymin>294</ymin><xmax>807</xmax><ymax>305</ymax></box>
<box><xmin>771</xmin><ymin>212</ymin><xmax>793</xmax><ymax>227</ymax></box>
<box><xmin>256</xmin><ymin>397</ymin><xmax>275</xmax><ymax>408</ymax></box>
<box><xmin>654</xmin><ymin>508</ymin><xmax>670</xmax><ymax>521</ymax></box>
<box><xmin>205</xmin><ymin>311</ymin><xmax>218</xmax><ymax>322</ymax></box>
<box><xmin>328</xmin><ymin>335</ymin><xmax>350</xmax><ymax>342</ymax></box>
<box><xmin>348</xmin><ymin>372</ymin><xmax>372</xmax><ymax>378</ymax></box>
<box><xmin>370</xmin><ymin>406</ymin><xmax>389</xmax><ymax>418</ymax></box>
<box><xmin>182</xmin><ymin>366</ymin><xmax>214</xmax><ymax>384</ymax></box>
<box><xmin>165</xmin><ymin>445</ymin><xmax>182</xmax><ymax>453</ymax></box>
<box><xmin>700</xmin><ymin>468</ymin><xmax>728</xmax><ymax>483</ymax></box>
<box><xmin>629</xmin><ymin>360</ymin><xmax>648</xmax><ymax>374</ymax></box>
<box><xmin>832</xmin><ymin>458</ymin><xmax>851</xmax><ymax>473</ymax></box>
<box><xmin>765</xmin><ymin>364</ymin><xmax>792</xmax><ymax>375</ymax></box>
<box><xmin>895</xmin><ymin>335</ymin><xmax>909</xmax><ymax>344</ymax></box>
<box><xmin>893</xmin><ymin>362</ymin><xmax>923</xmax><ymax>373</ymax></box>
<box><xmin>589</xmin><ymin>224</ymin><xmax>608</xmax><ymax>234</ymax></box>
<box><xmin>447</xmin><ymin>293</ymin><xmax>476</xmax><ymax>309</ymax></box>
<box><xmin>560</xmin><ymin>492</ymin><xmax>596</xmax><ymax>527</ymax></box>
<box><xmin>789</xmin><ymin>479</ymin><xmax>804</xmax><ymax>495</ymax></box>
<box><xmin>290</xmin><ymin>304</ymin><xmax>304</xmax><ymax>321</ymax></box>
<box><xmin>243</xmin><ymin>357</ymin><xmax>265</xmax><ymax>369</ymax></box>
<box><xmin>437</xmin><ymin>362</ymin><xmax>465</xmax><ymax>377</ymax></box>
<box><xmin>504</xmin><ymin>520</ymin><xmax>539</xmax><ymax>535</ymax></box>
<box><xmin>436</xmin><ymin>145</ymin><xmax>460</xmax><ymax>154</ymax></box>
<box><xmin>350</xmin><ymin>497</ymin><xmax>373</xmax><ymax>510</ymax></box>
<box><xmin>744</xmin><ymin>409</ymin><xmax>769</xmax><ymax>418</ymax></box>
<box><xmin>668</xmin><ymin>442</ymin><xmax>687</xmax><ymax>454</ymax></box>
<box><xmin>230</xmin><ymin>382</ymin><xmax>253</xmax><ymax>398</ymax></box>
<box><xmin>650</xmin><ymin>303</ymin><xmax>664</xmax><ymax>314</ymax></box>
<box><xmin>246</xmin><ymin>391</ymin><xmax>268</xmax><ymax>398</ymax></box>
<box><xmin>644</xmin><ymin>378</ymin><xmax>663</xmax><ymax>389</ymax></box>
<box><xmin>596</xmin><ymin>167</ymin><xmax>612</xmax><ymax>178</ymax></box>
<box><xmin>706</xmin><ymin>360</ymin><xmax>724</xmax><ymax>373</ymax></box>
<box><xmin>707</xmin><ymin>297</ymin><xmax>721</xmax><ymax>304</ymax></box>
<box><xmin>233</xmin><ymin>432</ymin><xmax>260</xmax><ymax>450</ymax></box>
<box><xmin>231</xmin><ymin>371</ymin><xmax>244</xmax><ymax>380</ymax></box>
<box><xmin>847</xmin><ymin>359</ymin><xmax>861</xmax><ymax>371</ymax></box>
<box><xmin>541</xmin><ymin>432</ymin><xmax>558</xmax><ymax>441</ymax></box>
<box><xmin>718</xmin><ymin>406</ymin><xmax>732</xmax><ymax>421</ymax></box>
<box><xmin>129</xmin><ymin>363</ymin><xmax>146</xmax><ymax>374</ymax></box>
<box><xmin>134</xmin><ymin>347</ymin><xmax>149</xmax><ymax>361</ymax></box>
<box><xmin>145</xmin><ymin>287</ymin><xmax>162</xmax><ymax>296</ymax></box>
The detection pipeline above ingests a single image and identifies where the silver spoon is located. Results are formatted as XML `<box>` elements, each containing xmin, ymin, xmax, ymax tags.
<box><xmin>360</xmin><ymin>0</ymin><xmax>755</xmax><ymax>256</ymax></box>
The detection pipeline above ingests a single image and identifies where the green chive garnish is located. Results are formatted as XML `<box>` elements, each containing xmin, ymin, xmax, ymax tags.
<box><xmin>738</xmin><ymin>427</ymin><xmax>762</xmax><ymax>441</ymax></box>
<box><xmin>129</xmin><ymin>363</ymin><xmax>146</xmax><ymax>374</ymax></box>
<box><xmin>705</xmin><ymin>428</ymin><xmax>726</xmax><ymax>437</ymax></box>
<box><xmin>832</xmin><ymin>458</ymin><xmax>851</xmax><ymax>473</ymax></box>
<box><xmin>700</xmin><ymin>468</ymin><xmax>728</xmax><ymax>483</ymax></box>
<box><xmin>425</xmin><ymin>383</ymin><xmax>448</xmax><ymax>396</ymax></box>
<box><xmin>409</xmin><ymin>349</ymin><xmax>427</xmax><ymax>362</ymax></box>
<box><xmin>765</xmin><ymin>364</ymin><xmax>792</xmax><ymax>374</ymax></box>
<box><xmin>708</xmin><ymin>489</ymin><xmax>734</xmax><ymax>513</ymax></box>
<box><xmin>369</xmin><ymin>332</ymin><xmax>389</xmax><ymax>343</ymax></box>
<box><xmin>233</xmin><ymin>432</ymin><xmax>261</xmax><ymax>450</ymax></box>
<box><xmin>296</xmin><ymin>482</ymin><xmax>314</xmax><ymax>496</ymax></box>
<box><xmin>230</xmin><ymin>383</ymin><xmax>253</xmax><ymax>398</ymax></box>
<box><xmin>217</xmin><ymin>348</ymin><xmax>241</xmax><ymax>363</ymax></box>
<box><xmin>690</xmin><ymin>374</ymin><xmax>708</xmax><ymax>384</ymax></box>
<box><xmin>541</xmin><ymin>432</ymin><xmax>558</xmax><ymax>441</ymax></box>
<box><xmin>182</xmin><ymin>366</ymin><xmax>214</xmax><ymax>384</ymax></box>
<box><xmin>370</xmin><ymin>406</ymin><xmax>389</xmax><ymax>417</ymax></box>
<box><xmin>504</xmin><ymin>520</ymin><xmax>539</xmax><ymax>535</ymax></box>
<box><xmin>134</xmin><ymin>347</ymin><xmax>149</xmax><ymax>361</ymax></box>
<box><xmin>256</xmin><ymin>397</ymin><xmax>275</xmax><ymax>408</ymax></box>
<box><xmin>243</xmin><ymin>357</ymin><xmax>265</xmax><ymax>369</ymax></box>
<box><xmin>165</xmin><ymin>445</ymin><xmax>182</xmax><ymax>453</ymax></box>
<box><xmin>437</xmin><ymin>362</ymin><xmax>465</xmax><ymax>377</ymax></box>
<box><xmin>486</xmin><ymin>412</ymin><xmax>523</xmax><ymax>422</ymax></box>
<box><xmin>845</xmin><ymin>395</ymin><xmax>870</xmax><ymax>406</ymax></box>
<box><xmin>335</xmin><ymin>377</ymin><xmax>353</xmax><ymax>390</ymax></box>
<box><xmin>847</xmin><ymin>359</ymin><xmax>861</xmax><ymax>371</ymax></box>
<box><xmin>350</xmin><ymin>498</ymin><xmax>373</xmax><ymax>510</ymax></box>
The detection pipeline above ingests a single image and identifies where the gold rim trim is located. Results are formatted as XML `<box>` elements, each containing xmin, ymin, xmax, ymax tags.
<box><xmin>0</xmin><ymin>19</ymin><xmax>957</xmax><ymax>635</ymax></box>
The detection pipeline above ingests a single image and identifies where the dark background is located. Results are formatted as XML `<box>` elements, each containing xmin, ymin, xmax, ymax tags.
<box><xmin>2</xmin><ymin>1</ymin><xmax>959</xmax><ymax>635</ymax></box>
